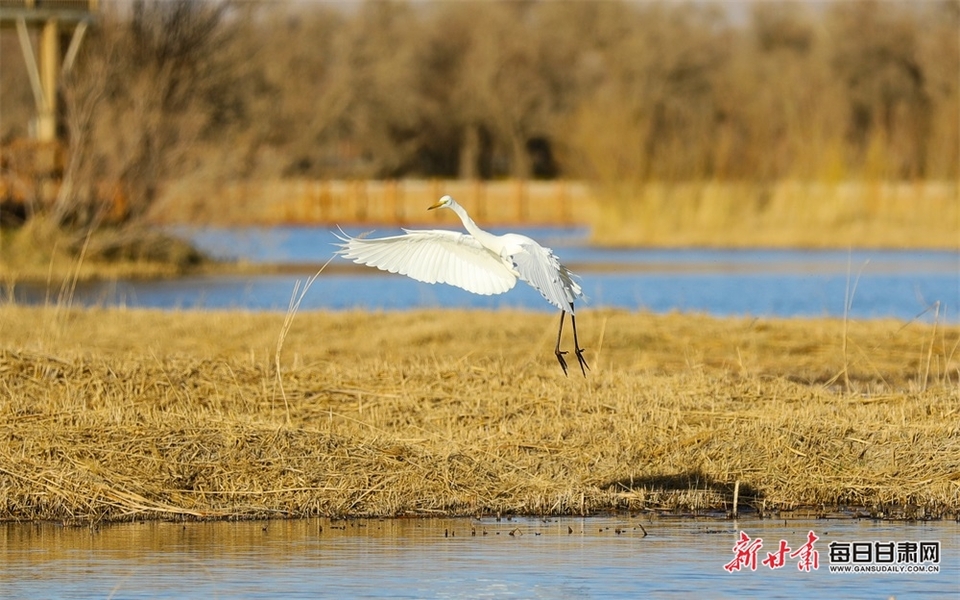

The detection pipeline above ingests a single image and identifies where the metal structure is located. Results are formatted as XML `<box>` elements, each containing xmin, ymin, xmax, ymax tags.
<box><xmin>1</xmin><ymin>0</ymin><xmax>99</xmax><ymax>141</ymax></box>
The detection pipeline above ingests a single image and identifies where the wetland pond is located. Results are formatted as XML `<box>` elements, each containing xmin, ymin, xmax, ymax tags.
<box><xmin>1</xmin><ymin>516</ymin><xmax>956</xmax><ymax>598</ymax></box>
<box><xmin>5</xmin><ymin>226</ymin><xmax>959</xmax><ymax>598</ymax></box>
<box><xmin>10</xmin><ymin>226</ymin><xmax>960</xmax><ymax>322</ymax></box>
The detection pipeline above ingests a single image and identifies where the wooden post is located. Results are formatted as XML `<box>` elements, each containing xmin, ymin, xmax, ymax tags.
<box><xmin>732</xmin><ymin>480</ymin><xmax>740</xmax><ymax>518</ymax></box>
<box><xmin>37</xmin><ymin>18</ymin><xmax>60</xmax><ymax>141</ymax></box>
<box><xmin>5</xmin><ymin>2</ymin><xmax>98</xmax><ymax>141</ymax></box>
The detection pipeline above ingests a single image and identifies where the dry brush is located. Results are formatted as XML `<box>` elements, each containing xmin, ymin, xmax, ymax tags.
<box><xmin>0</xmin><ymin>305</ymin><xmax>957</xmax><ymax>523</ymax></box>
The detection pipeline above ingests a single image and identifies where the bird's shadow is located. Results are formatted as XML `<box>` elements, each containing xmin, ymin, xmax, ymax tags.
<box><xmin>606</xmin><ymin>470</ymin><xmax>764</xmax><ymax>516</ymax></box>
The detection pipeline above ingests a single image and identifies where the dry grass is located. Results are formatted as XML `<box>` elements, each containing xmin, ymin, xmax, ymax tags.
<box><xmin>4</xmin><ymin>178</ymin><xmax>956</xmax><ymax>288</ymax></box>
<box><xmin>0</xmin><ymin>220</ymin><xmax>265</xmax><ymax>284</ymax></box>
<box><xmin>154</xmin><ymin>178</ymin><xmax>597</xmax><ymax>227</ymax></box>
<box><xmin>592</xmin><ymin>180</ymin><xmax>960</xmax><ymax>248</ymax></box>
<box><xmin>0</xmin><ymin>220</ymin><xmax>203</xmax><ymax>282</ymax></box>
<box><xmin>0</xmin><ymin>304</ymin><xmax>958</xmax><ymax>523</ymax></box>
<box><xmin>152</xmin><ymin>179</ymin><xmax>960</xmax><ymax>250</ymax></box>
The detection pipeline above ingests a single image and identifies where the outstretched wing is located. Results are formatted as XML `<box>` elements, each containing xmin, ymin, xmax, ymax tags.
<box><xmin>336</xmin><ymin>229</ymin><xmax>517</xmax><ymax>296</ymax></box>
<box><xmin>508</xmin><ymin>240</ymin><xmax>584</xmax><ymax>312</ymax></box>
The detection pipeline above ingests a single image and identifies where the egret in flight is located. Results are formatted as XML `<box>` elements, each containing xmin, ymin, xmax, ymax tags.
<box><xmin>335</xmin><ymin>195</ymin><xmax>589</xmax><ymax>376</ymax></box>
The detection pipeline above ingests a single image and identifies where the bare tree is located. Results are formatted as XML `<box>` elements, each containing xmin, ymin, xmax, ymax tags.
<box><xmin>322</xmin><ymin>1</ymin><xmax>427</xmax><ymax>177</ymax></box>
<box><xmin>6</xmin><ymin>0</ymin><xmax>956</xmax><ymax>225</ymax></box>
<box><xmin>560</xmin><ymin>3</ymin><xmax>731</xmax><ymax>181</ymax></box>
<box><xmin>219</xmin><ymin>3</ymin><xmax>347</xmax><ymax>178</ymax></box>
<box><xmin>828</xmin><ymin>0</ymin><xmax>931</xmax><ymax>178</ymax></box>
<box><xmin>913</xmin><ymin>0</ymin><xmax>960</xmax><ymax>179</ymax></box>
<box><xmin>53</xmin><ymin>0</ymin><xmax>241</xmax><ymax>227</ymax></box>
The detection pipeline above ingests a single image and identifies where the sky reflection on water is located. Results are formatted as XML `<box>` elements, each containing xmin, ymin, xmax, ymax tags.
<box><xmin>1</xmin><ymin>517</ymin><xmax>955</xmax><ymax>599</ymax></box>
<box><xmin>8</xmin><ymin>226</ymin><xmax>958</xmax><ymax>323</ymax></box>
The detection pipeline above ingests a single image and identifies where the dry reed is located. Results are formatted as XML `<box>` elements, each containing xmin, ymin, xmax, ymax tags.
<box><xmin>592</xmin><ymin>180</ymin><xmax>960</xmax><ymax>248</ymax></box>
<box><xmin>0</xmin><ymin>305</ymin><xmax>957</xmax><ymax>523</ymax></box>
<box><xmin>0</xmin><ymin>220</ymin><xmax>212</xmax><ymax>284</ymax></box>
<box><xmin>155</xmin><ymin>179</ymin><xmax>960</xmax><ymax>249</ymax></box>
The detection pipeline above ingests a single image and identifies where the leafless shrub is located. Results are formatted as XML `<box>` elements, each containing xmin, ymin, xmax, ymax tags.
<box><xmin>2</xmin><ymin>0</ymin><xmax>956</xmax><ymax>223</ymax></box>
<box><xmin>53</xmin><ymin>0</ymin><xmax>242</xmax><ymax>227</ymax></box>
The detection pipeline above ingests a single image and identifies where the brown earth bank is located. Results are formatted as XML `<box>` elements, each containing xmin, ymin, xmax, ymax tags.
<box><xmin>0</xmin><ymin>306</ymin><xmax>957</xmax><ymax>523</ymax></box>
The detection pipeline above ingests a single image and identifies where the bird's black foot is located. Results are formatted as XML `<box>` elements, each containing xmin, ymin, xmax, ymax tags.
<box><xmin>555</xmin><ymin>349</ymin><xmax>569</xmax><ymax>376</ymax></box>
<box><xmin>575</xmin><ymin>347</ymin><xmax>589</xmax><ymax>377</ymax></box>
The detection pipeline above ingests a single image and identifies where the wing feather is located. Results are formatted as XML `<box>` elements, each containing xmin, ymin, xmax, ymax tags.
<box><xmin>508</xmin><ymin>241</ymin><xmax>584</xmax><ymax>312</ymax></box>
<box><xmin>336</xmin><ymin>229</ymin><xmax>517</xmax><ymax>296</ymax></box>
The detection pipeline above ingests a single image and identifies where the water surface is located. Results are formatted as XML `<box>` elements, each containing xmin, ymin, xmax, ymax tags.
<box><xmin>8</xmin><ymin>226</ymin><xmax>958</xmax><ymax>322</ymax></box>
<box><xmin>1</xmin><ymin>516</ymin><xmax>955</xmax><ymax>599</ymax></box>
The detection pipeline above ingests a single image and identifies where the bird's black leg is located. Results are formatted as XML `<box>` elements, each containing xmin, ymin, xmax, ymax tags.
<box><xmin>570</xmin><ymin>310</ymin><xmax>589</xmax><ymax>376</ymax></box>
<box><xmin>555</xmin><ymin>310</ymin><xmax>569</xmax><ymax>376</ymax></box>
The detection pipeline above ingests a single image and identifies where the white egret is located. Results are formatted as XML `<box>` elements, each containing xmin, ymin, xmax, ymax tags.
<box><xmin>335</xmin><ymin>195</ymin><xmax>589</xmax><ymax>376</ymax></box>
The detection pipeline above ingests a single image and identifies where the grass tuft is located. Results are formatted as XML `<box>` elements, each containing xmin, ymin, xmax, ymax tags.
<box><xmin>0</xmin><ymin>306</ymin><xmax>957</xmax><ymax>523</ymax></box>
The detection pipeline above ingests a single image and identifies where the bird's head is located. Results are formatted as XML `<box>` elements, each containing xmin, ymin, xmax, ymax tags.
<box><xmin>428</xmin><ymin>195</ymin><xmax>454</xmax><ymax>211</ymax></box>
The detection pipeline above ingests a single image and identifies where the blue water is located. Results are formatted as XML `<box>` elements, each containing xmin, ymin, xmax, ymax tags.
<box><xmin>170</xmin><ymin>225</ymin><xmax>960</xmax><ymax>274</ymax></box>
<box><xmin>0</xmin><ymin>517</ymin><xmax>955</xmax><ymax>599</ymax></box>
<box><xmin>8</xmin><ymin>226</ymin><xmax>959</xmax><ymax>322</ymax></box>
<box><xmin>169</xmin><ymin>225</ymin><xmax>593</xmax><ymax>265</ymax></box>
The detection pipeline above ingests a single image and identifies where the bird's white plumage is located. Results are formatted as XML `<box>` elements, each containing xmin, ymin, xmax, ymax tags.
<box><xmin>336</xmin><ymin>228</ymin><xmax>518</xmax><ymax>296</ymax></box>
<box><xmin>335</xmin><ymin>195</ymin><xmax>584</xmax><ymax>313</ymax></box>
<box><xmin>506</xmin><ymin>237</ymin><xmax>582</xmax><ymax>311</ymax></box>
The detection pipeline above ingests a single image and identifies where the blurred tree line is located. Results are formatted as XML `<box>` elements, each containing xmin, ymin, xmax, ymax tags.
<box><xmin>1</xmin><ymin>0</ymin><xmax>957</xmax><ymax>226</ymax></box>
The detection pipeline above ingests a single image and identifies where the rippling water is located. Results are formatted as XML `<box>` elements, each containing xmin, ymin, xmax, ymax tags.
<box><xmin>1</xmin><ymin>517</ymin><xmax>955</xmax><ymax>599</ymax></box>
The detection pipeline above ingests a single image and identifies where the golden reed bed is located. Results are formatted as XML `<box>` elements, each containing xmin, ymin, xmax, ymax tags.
<box><xmin>0</xmin><ymin>305</ymin><xmax>957</xmax><ymax>523</ymax></box>
<box><xmin>154</xmin><ymin>179</ymin><xmax>959</xmax><ymax>249</ymax></box>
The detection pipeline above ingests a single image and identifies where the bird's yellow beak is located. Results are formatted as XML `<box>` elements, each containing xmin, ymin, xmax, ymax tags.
<box><xmin>427</xmin><ymin>201</ymin><xmax>443</xmax><ymax>211</ymax></box>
